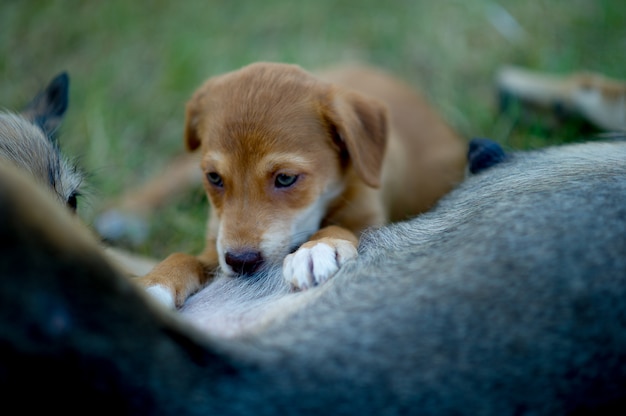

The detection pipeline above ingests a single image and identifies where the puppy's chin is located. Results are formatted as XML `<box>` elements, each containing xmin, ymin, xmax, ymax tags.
<box><xmin>219</xmin><ymin>261</ymin><xmax>272</xmax><ymax>280</ymax></box>
<box><xmin>214</xmin><ymin>263</ymin><xmax>287</xmax><ymax>289</ymax></box>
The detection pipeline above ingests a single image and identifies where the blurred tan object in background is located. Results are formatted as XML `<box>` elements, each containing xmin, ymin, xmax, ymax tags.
<box><xmin>497</xmin><ymin>66</ymin><xmax>626</xmax><ymax>132</ymax></box>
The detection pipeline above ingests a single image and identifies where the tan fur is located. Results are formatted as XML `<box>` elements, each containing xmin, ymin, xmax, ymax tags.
<box><xmin>137</xmin><ymin>62</ymin><xmax>467</xmax><ymax>307</ymax></box>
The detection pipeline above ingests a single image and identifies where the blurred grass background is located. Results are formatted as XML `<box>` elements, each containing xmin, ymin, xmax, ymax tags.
<box><xmin>1</xmin><ymin>0</ymin><xmax>624</xmax><ymax>259</ymax></box>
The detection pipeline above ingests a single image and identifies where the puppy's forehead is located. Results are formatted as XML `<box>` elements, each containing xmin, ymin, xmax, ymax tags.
<box><xmin>207</xmin><ymin>62</ymin><xmax>325</xmax><ymax>101</ymax></box>
<box><xmin>196</xmin><ymin>77</ymin><xmax>334</xmax><ymax>153</ymax></box>
<box><xmin>198</xmin><ymin>65</ymin><xmax>330</xmax><ymax>134</ymax></box>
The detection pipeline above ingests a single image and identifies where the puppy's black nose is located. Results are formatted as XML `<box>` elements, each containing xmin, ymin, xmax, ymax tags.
<box><xmin>224</xmin><ymin>250</ymin><xmax>264</xmax><ymax>276</ymax></box>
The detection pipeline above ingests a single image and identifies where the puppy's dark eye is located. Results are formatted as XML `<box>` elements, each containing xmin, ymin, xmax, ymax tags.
<box><xmin>207</xmin><ymin>172</ymin><xmax>224</xmax><ymax>187</ymax></box>
<box><xmin>275</xmin><ymin>173</ymin><xmax>298</xmax><ymax>188</ymax></box>
<box><xmin>67</xmin><ymin>192</ymin><xmax>79</xmax><ymax>212</ymax></box>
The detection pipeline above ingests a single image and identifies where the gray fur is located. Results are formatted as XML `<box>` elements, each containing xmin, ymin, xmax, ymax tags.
<box><xmin>0</xmin><ymin>140</ymin><xmax>625</xmax><ymax>414</ymax></box>
<box><xmin>0</xmin><ymin>113</ymin><xmax>83</xmax><ymax>206</ymax></box>
<box><xmin>0</xmin><ymin>72</ymin><xmax>83</xmax><ymax>209</ymax></box>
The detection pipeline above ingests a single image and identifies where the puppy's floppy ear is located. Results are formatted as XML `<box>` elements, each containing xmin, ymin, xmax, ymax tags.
<box><xmin>323</xmin><ymin>89</ymin><xmax>388</xmax><ymax>188</ymax></box>
<box><xmin>184</xmin><ymin>94</ymin><xmax>202</xmax><ymax>152</ymax></box>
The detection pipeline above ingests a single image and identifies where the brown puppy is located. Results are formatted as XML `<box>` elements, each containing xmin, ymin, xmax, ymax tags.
<box><xmin>139</xmin><ymin>62</ymin><xmax>466</xmax><ymax>308</ymax></box>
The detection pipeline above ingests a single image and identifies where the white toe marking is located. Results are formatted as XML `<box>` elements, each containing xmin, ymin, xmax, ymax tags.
<box><xmin>146</xmin><ymin>285</ymin><xmax>175</xmax><ymax>309</ymax></box>
<box><xmin>283</xmin><ymin>240</ymin><xmax>357</xmax><ymax>290</ymax></box>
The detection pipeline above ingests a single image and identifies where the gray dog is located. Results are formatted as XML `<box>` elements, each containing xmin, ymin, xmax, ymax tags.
<box><xmin>0</xmin><ymin>135</ymin><xmax>625</xmax><ymax>414</ymax></box>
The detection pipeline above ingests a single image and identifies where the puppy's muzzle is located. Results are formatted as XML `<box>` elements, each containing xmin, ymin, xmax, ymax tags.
<box><xmin>225</xmin><ymin>249</ymin><xmax>264</xmax><ymax>276</ymax></box>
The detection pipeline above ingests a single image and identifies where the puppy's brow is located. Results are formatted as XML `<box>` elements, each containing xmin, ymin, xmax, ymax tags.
<box><xmin>202</xmin><ymin>152</ymin><xmax>225</xmax><ymax>168</ymax></box>
<box><xmin>261</xmin><ymin>154</ymin><xmax>313</xmax><ymax>170</ymax></box>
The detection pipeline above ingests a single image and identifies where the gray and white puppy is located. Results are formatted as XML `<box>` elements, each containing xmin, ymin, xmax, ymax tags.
<box><xmin>0</xmin><ymin>73</ymin><xmax>157</xmax><ymax>276</ymax></box>
<box><xmin>0</xmin><ymin>138</ymin><xmax>625</xmax><ymax>415</ymax></box>
<box><xmin>0</xmin><ymin>72</ymin><xmax>83</xmax><ymax>210</ymax></box>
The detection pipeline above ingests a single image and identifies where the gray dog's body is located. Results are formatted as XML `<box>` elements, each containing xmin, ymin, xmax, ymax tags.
<box><xmin>1</xmin><ymin>139</ymin><xmax>625</xmax><ymax>414</ymax></box>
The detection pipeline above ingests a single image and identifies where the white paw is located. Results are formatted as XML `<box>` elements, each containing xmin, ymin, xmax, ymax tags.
<box><xmin>145</xmin><ymin>284</ymin><xmax>176</xmax><ymax>309</ymax></box>
<box><xmin>283</xmin><ymin>239</ymin><xmax>357</xmax><ymax>290</ymax></box>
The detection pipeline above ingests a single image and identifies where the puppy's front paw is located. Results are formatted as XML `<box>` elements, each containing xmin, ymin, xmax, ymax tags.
<box><xmin>144</xmin><ymin>284</ymin><xmax>176</xmax><ymax>309</ymax></box>
<box><xmin>283</xmin><ymin>238</ymin><xmax>358</xmax><ymax>290</ymax></box>
<box><xmin>136</xmin><ymin>276</ymin><xmax>186</xmax><ymax>310</ymax></box>
<box><xmin>135</xmin><ymin>252</ymin><xmax>206</xmax><ymax>309</ymax></box>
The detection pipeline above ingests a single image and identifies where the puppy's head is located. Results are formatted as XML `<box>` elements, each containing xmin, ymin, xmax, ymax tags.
<box><xmin>184</xmin><ymin>62</ymin><xmax>388</xmax><ymax>276</ymax></box>
<box><xmin>0</xmin><ymin>72</ymin><xmax>83</xmax><ymax>212</ymax></box>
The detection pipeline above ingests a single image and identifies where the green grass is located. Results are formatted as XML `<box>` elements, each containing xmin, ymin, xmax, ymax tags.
<box><xmin>2</xmin><ymin>0</ymin><xmax>624</xmax><ymax>258</ymax></box>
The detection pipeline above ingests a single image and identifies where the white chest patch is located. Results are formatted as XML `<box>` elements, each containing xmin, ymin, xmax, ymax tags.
<box><xmin>289</xmin><ymin>181</ymin><xmax>344</xmax><ymax>248</ymax></box>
